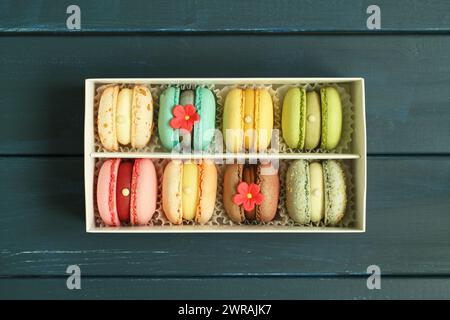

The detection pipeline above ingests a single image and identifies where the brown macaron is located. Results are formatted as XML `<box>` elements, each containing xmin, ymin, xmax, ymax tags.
<box><xmin>223</xmin><ymin>162</ymin><xmax>279</xmax><ymax>223</ymax></box>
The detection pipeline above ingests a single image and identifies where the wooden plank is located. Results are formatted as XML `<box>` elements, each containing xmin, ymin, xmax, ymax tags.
<box><xmin>1</xmin><ymin>0</ymin><xmax>450</xmax><ymax>33</ymax></box>
<box><xmin>1</xmin><ymin>35</ymin><xmax>450</xmax><ymax>154</ymax></box>
<box><xmin>1</xmin><ymin>157</ymin><xmax>449</xmax><ymax>276</ymax></box>
<box><xmin>1</xmin><ymin>276</ymin><xmax>449</xmax><ymax>299</ymax></box>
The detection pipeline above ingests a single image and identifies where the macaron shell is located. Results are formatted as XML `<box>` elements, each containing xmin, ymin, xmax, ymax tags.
<box><xmin>194</xmin><ymin>87</ymin><xmax>216</xmax><ymax>151</ymax></box>
<box><xmin>162</xmin><ymin>160</ymin><xmax>183</xmax><ymax>224</ymax></box>
<box><xmin>309</xmin><ymin>162</ymin><xmax>324</xmax><ymax>223</ymax></box>
<box><xmin>223</xmin><ymin>88</ymin><xmax>244</xmax><ymax>153</ymax></box>
<box><xmin>304</xmin><ymin>91</ymin><xmax>321</xmax><ymax>149</ymax></box>
<box><xmin>116</xmin><ymin>161</ymin><xmax>133</xmax><ymax>223</ymax></box>
<box><xmin>282</xmin><ymin>87</ymin><xmax>305</xmax><ymax>149</ymax></box>
<box><xmin>223</xmin><ymin>164</ymin><xmax>245</xmax><ymax>223</ymax></box>
<box><xmin>116</xmin><ymin>88</ymin><xmax>132</xmax><ymax>145</ymax></box>
<box><xmin>131</xmin><ymin>86</ymin><xmax>153</xmax><ymax>149</ymax></box>
<box><xmin>286</xmin><ymin>160</ymin><xmax>311</xmax><ymax>224</ymax></box>
<box><xmin>257</xmin><ymin>163</ymin><xmax>279</xmax><ymax>222</ymax></box>
<box><xmin>158</xmin><ymin>87</ymin><xmax>180</xmax><ymax>150</ymax></box>
<box><xmin>96</xmin><ymin>159</ymin><xmax>121</xmax><ymax>226</ymax></box>
<box><xmin>320</xmin><ymin>87</ymin><xmax>342</xmax><ymax>150</ymax></box>
<box><xmin>323</xmin><ymin>160</ymin><xmax>346</xmax><ymax>225</ymax></box>
<box><xmin>98</xmin><ymin>86</ymin><xmax>119</xmax><ymax>151</ymax></box>
<box><xmin>181</xmin><ymin>162</ymin><xmax>200</xmax><ymax>221</ymax></box>
<box><xmin>243</xmin><ymin>89</ymin><xmax>255</xmax><ymax>150</ymax></box>
<box><xmin>130</xmin><ymin>159</ymin><xmax>157</xmax><ymax>225</ymax></box>
<box><xmin>196</xmin><ymin>161</ymin><xmax>218</xmax><ymax>224</ymax></box>
<box><xmin>255</xmin><ymin>89</ymin><xmax>273</xmax><ymax>152</ymax></box>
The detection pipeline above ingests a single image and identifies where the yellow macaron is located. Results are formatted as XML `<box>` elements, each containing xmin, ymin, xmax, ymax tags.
<box><xmin>162</xmin><ymin>160</ymin><xmax>217</xmax><ymax>224</ymax></box>
<box><xmin>223</xmin><ymin>88</ymin><xmax>273</xmax><ymax>152</ymax></box>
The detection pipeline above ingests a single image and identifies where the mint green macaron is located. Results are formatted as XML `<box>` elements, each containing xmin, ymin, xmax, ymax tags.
<box><xmin>158</xmin><ymin>86</ymin><xmax>216</xmax><ymax>151</ymax></box>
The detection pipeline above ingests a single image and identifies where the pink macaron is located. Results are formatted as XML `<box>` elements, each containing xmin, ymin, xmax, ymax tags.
<box><xmin>97</xmin><ymin>158</ymin><xmax>157</xmax><ymax>226</ymax></box>
<box><xmin>130</xmin><ymin>159</ymin><xmax>157</xmax><ymax>225</ymax></box>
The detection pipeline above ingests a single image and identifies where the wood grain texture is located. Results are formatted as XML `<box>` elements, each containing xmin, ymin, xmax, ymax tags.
<box><xmin>1</xmin><ymin>277</ymin><xmax>449</xmax><ymax>299</ymax></box>
<box><xmin>1</xmin><ymin>157</ymin><xmax>449</xmax><ymax>276</ymax></box>
<box><xmin>1</xmin><ymin>35</ymin><xmax>450</xmax><ymax>154</ymax></box>
<box><xmin>1</xmin><ymin>0</ymin><xmax>450</xmax><ymax>33</ymax></box>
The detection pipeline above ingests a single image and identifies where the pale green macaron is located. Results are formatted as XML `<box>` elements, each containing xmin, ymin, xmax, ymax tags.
<box><xmin>322</xmin><ymin>159</ymin><xmax>346</xmax><ymax>224</ymax></box>
<box><xmin>286</xmin><ymin>159</ymin><xmax>346</xmax><ymax>225</ymax></box>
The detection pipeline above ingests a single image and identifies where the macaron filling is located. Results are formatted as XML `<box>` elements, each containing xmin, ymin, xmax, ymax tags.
<box><xmin>297</xmin><ymin>88</ymin><xmax>306</xmax><ymax>149</ymax></box>
<box><xmin>161</xmin><ymin>86</ymin><xmax>215</xmax><ymax>151</ymax></box>
<box><xmin>233</xmin><ymin>164</ymin><xmax>264</xmax><ymax>221</ymax></box>
<box><xmin>116</xmin><ymin>161</ymin><xmax>133</xmax><ymax>223</ymax></box>
<box><xmin>320</xmin><ymin>88</ymin><xmax>329</xmax><ymax>149</ymax></box>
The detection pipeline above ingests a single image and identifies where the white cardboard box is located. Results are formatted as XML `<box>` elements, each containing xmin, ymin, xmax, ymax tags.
<box><xmin>85</xmin><ymin>78</ymin><xmax>366</xmax><ymax>233</ymax></box>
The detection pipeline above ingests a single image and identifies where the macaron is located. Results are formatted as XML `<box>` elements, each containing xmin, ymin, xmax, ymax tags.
<box><xmin>98</xmin><ymin>85</ymin><xmax>153</xmax><ymax>151</ymax></box>
<box><xmin>223</xmin><ymin>162</ymin><xmax>279</xmax><ymax>223</ymax></box>
<box><xmin>305</xmin><ymin>91</ymin><xmax>322</xmax><ymax>149</ymax></box>
<box><xmin>98</xmin><ymin>86</ymin><xmax>119</xmax><ymax>151</ymax></box>
<box><xmin>281</xmin><ymin>86</ymin><xmax>342</xmax><ymax>150</ymax></box>
<box><xmin>162</xmin><ymin>160</ymin><xmax>217</xmax><ymax>224</ymax></box>
<box><xmin>96</xmin><ymin>158</ymin><xmax>120</xmax><ymax>226</ymax></box>
<box><xmin>223</xmin><ymin>88</ymin><xmax>273</xmax><ymax>153</ymax></box>
<box><xmin>97</xmin><ymin>158</ymin><xmax>157</xmax><ymax>226</ymax></box>
<box><xmin>320</xmin><ymin>87</ymin><xmax>342</xmax><ymax>150</ymax></box>
<box><xmin>158</xmin><ymin>87</ymin><xmax>216</xmax><ymax>151</ymax></box>
<box><xmin>281</xmin><ymin>87</ymin><xmax>306</xmax><ymax>149</ymax></box>
<box><xmin>286</xmin><ymin>159</ymin><xmax>346</xmax><ymax>225</ymax></box>
<box><xmin>129</xmin><ymin>158</ymin><xmax>158</xmax><ymax>225</ymax></box>
<box><xmin>322</xmin><ymin>159</ymin><xmax>347</xmax><ymax>225</ymax></box>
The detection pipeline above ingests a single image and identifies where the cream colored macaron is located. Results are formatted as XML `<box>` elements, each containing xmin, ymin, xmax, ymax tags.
<box><xmin>98</xmin><ymin>85</ymin><xmax>153</xmax><ymax>151</ymax></box>
<box><xmin>131</xmin><ymin>86</ymin><xmax>153</xmax><ymax>149</ymax></box>
<box><xmin>98</xmin><ymin>86</ymin><xmax>119</xmax><ymax>151</ymax></box>
<box><xmin>116</xmin><ymin>88</ymin><xmax>133</xmax><ymax>145</ymax></box>
<box><xmin>309</xmin><ymin>162</ymin><xmax>324</xmax><ymax>222</ymax></box>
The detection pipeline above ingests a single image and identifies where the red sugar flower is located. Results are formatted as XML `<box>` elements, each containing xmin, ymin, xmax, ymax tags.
<box><xmin>232</xmin><ymin>182</ymin><xmax>264</xmax><ymax>211</ymax></box>
<box><xmin>169</xmin><ymin>104</ymin><xmax>200</xmax><ymax>132</ymax></box>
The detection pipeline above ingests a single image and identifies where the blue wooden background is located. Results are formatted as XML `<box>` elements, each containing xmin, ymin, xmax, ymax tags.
<box><xmin>1</xmin><ymin>0</ymin><xmax>449</xmax><ymax>299</ymax></box>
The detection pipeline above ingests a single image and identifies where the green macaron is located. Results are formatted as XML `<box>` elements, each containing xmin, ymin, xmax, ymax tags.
<box><xmin>158</xmin><ymin>86</ymin><xmax>216</xmax><ymax>151</ymax></box>
<box><xmin>320</xmin><ymin>87</ymin><xmax>342</xmax><ymax>150</ymax></box>
<box><xmin>286</xmin><ymin>159</ymin><xmax>346</xmax><ymax>225</ymax></box>
<box><xmin>281</xmin><ymin>86</ymin><xmax>342</xmax><ymax>150</ymax></box>
<box><xmin>322</xmin><ymin>159</ymin><xmax>346</xmax><ymax>225</ymax></box>
<box><xmin>282</xmin><ymin>87</ymin><xmax>306</xmax><ymax>149</ymax></box>
<box><xmin>285</xmin><ymin>159</ymin><xmax>311</xmax><ymax>224</ymax></box>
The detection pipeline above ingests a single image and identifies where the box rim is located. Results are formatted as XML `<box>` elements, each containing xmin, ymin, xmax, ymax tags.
<box><xmin>84</xmin><ymin>77</ymin><xmax>367</xmax><ymax>233</ymax></box>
